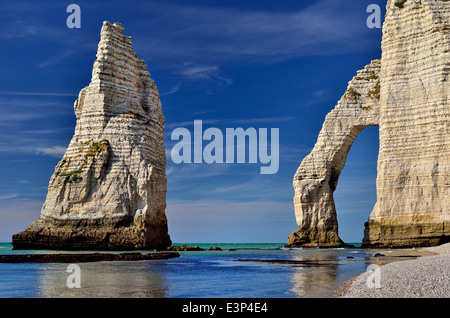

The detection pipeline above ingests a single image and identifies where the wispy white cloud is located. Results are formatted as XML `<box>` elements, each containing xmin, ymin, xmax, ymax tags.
<box><xmin>165</xmin><ymin>161</ymin><xmax>293</xmax><ymax>203</ymax></box>
<box><xmin>313</xmin><ymin>90</ymin><xmax>328</xmax><ymax>98</ymax></box>
<box><xmin>0</xmin><ymin>5</ymin><xmax>97</xmax><ymax>67</ymax></box>
<box><xmin>165</xmin><ymin>119</ymin><xmax>222</xmax><ymax>130</ymax></box>
<box><xmin>135</xmin><ymin>0</ymin><xmax>375</xmax><ymax>65</ymax></box>
<box><xmin>167</xmin><ymin>163</ymin><xmax>231</xmax><ymax>179</ymax></box>
<box><xmin>0</xmin><ymin>143</ymin><xmax>67</xmax><ymax>159</ymax></box>
<box><xmin>0</xmin><ymin>130</ymin><xmax>68</xmax><ymax>158</ymax></box>
<box><xmin>233</xmin><ymin>117</ymin><xmax>296</xmax><ymax>125</ymax></box>
<box><xmin>0</xmin><ymin>96</ymin><xmax>75</xmax><ymax>125</ymax></box>
<box><xmin>189</xmin><ymin>109</ymin><xmax>218</xmax><ymax>117</ymax></box>
<box><xmin>165</xmin><ymin>116</ymin><xmax>295</xmax><ymax>130</ymax></box>
<box><xmin>181</xmin><ymin>65</ymin><xmax>219</xmax><ymax>79</ymax></box>
<box><xmin>0</xmin><ymin>92</ymin><xmax>74</xmax><ymax>158</ymax></box>
<box><xmin>34</xmin><ymin>146</ymin><xmax>66</xmax><ymax>158</ymax></box>
<box><xmin>167</xmin><ymin>199</ymin><xmax>292</xmax><ymax>221</ymax></box>
<box><xmin>160</xmin><ymin>82</ymin><xmax>181</xmax><ymax>96</ymax></box>
<box><xmin>0</xmin><ymin>113</ymin><xmax>44</xmax><ymax>122</ymax></box>
<box><xmin>15</xmin><ymin>180</ymin><xmax>29</xmax><ymax>184</ymax></box>
<box><xmin>0</xmin><ymin>194</ymin><xmax>19</xmax><ymax>201</ymax></box>
<box><xmin>0</xmin><ymin>91</ymin><xmax>78</xmax><ymax>97</ymax></box>
<box><xmin>279</xmin><ymin>145</ymin><xmax>313</xmax><ymax>164</ymax></box>
<box><xmin>19</xmin><ymin>129</ymin><xmax>72</xmax><ymax>135</ymax></box>
<box><xmin>180</xmin><ymin>63</ymin><xmax>232</xmax><ymax>85</ymax></box>
<box><xmin>37</xmin><ymin>51</ymin><xmax>76</xmax><ymax>68</ymax></box>
<box><xmin>0</xmin><ymin>19</ymin><xmax>45</xmax><ymax>40</ymax></box>
<box><xmin>212</xmin><ymin>174</ymin><xmax>292</xmax><ymax>198</ymax></box>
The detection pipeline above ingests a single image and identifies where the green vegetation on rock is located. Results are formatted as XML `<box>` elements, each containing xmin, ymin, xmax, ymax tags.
<box><xmin>367</xmin><ymin>81</ymin><xmax>381</xmax><ymax>101</ymax></box>
<box><xmin>58</xmin><ymin>139</ymin><xmax>109</xmax><ymax>183</ymax></box>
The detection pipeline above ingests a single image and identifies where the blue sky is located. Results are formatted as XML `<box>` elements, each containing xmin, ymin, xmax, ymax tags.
<box><xmin>0</xmin><ymin>0</ymin><xmax>386</xmax><ymax>243</ymax></box>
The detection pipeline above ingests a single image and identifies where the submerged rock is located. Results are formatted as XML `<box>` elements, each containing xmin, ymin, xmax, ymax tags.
<box><xmin>12</xmin><ymin>22</ymin><xmax>171</xmax><ymax>250</ymax></box>
<box><xmin>166</xmin><ymin>245</ymin><xmax>205</xmax><ymax>251</ymax></box>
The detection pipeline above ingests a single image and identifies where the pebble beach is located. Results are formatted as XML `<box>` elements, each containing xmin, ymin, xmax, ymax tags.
<box><xmin>335</xmin><ymin>243</ymin><xmax>450</xmax><ymax>298</ymax></box>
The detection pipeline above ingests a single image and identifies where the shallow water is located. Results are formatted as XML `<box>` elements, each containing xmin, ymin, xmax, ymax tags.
<box><xmin>0</xmin><ymin>242</ymin><xmax>385</xmax><ymax>298</ymax></box>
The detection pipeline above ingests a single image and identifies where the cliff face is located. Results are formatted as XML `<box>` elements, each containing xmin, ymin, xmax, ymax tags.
<box><xmin>363</xmin><ymin>0</ymin><xmax>450</xmax><ymax>247</ymax></box>
<box><xmin>288</xmin><ymin>0</ymin><xmax>449</xmax><ymax>248</ymax></box>
<box><xmin>12</xmin><ymin>22</ymin><xmax>171</xmax><ymax>250</ymax></box>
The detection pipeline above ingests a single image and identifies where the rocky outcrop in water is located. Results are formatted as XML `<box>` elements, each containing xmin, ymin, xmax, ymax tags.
<box><xmin>0</xmin><ymin>252</ymin><xmax>180</xmax><ymax>263</ymax></box>
<box><xmin>12</xmin><ymin>21</ymin><xmax>171</xmax><ymax>250</ymax></box>
<box><xmin>288</xmin><ymin>0</ymin><xmax>449</xmax><ymax>248</ymax></box>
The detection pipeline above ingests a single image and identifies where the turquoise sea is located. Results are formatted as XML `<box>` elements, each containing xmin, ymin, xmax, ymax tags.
<box><xmin>0</xmin><ymin>242</ymin><xmax>383</xmax><ymax>298</ymax></box>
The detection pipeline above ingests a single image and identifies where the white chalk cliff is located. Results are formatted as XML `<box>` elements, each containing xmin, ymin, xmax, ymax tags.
<box><xmin>13</xmin><ymin>22</ymin><xmax>171</xmax><ymax>250</ymax></box>
<box><xmin>287</xmin><ymin>0</ymin><xmax>449</xmax><ymax>248</ymax></box>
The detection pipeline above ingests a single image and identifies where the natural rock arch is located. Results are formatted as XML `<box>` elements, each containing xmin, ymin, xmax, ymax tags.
<box><xmin>286</xmin><ymin>60</ymin><xmax>381</xmax><ymax>247</ymax></box>
<box><xmin>288</xmin><ymin>0</ymin><xmax>450</xmax><ymax>248</ymax></box>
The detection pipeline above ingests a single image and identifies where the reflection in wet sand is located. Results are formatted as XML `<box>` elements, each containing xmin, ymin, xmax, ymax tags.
<box><xmin>37</xmin><ymin>261</ymin><xmax>169</xmax><ymax>298</ymax></box>
<box><xmin>289</xmin><ymin>253</ymin><xmax>341</xmax><ymax>298</ymax></box>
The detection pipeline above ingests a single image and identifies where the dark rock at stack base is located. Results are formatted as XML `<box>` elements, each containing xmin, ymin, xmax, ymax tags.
<box><xmin>0</xmin><ymin>252</ymin><xmax>180</xmax><ymax>263</ymax></box>
<box><xmin>12</xmin><ymin>222</ymin><xmax>172</xmax><ymax>251</ymax></box>
<box><xmin>12</xmin><ymin>21</ymin><xmax>171</xmax><ymax>250</ymax></box>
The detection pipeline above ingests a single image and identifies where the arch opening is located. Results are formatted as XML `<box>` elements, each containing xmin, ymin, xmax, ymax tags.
<box><xmin>334</xmin><ymin>126</ymin><xmax>379</xmax><ymax>245</ymax></box>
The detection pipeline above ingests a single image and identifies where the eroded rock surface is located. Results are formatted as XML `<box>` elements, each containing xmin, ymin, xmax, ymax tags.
<box><xmin>287</xmin><ymin>60</ymin><xmax>381</xmax><ymax>247</ymax></box>
<box><xmin>363</xmin><ymin>0</ymin><xmax>450</xmax><ymax>247</ymax></box>
<box><xmin>288</xmin><ymin>0</ymin><xmax>449</xmax><ymax>248</ymax></box>
<box><xmin>13</xmin><ymin>21</ymin><xmax>171</xmax><ymax>250</ymax></box>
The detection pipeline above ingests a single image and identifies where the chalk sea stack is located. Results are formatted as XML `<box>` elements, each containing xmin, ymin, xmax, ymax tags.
<box><xmin>287</xmin><ymin>0</ymin><xmax>449</xmax><ymax>248</ymax></box>
<box><xmin>12</xmin><ymin>21</ymin><xmax>171</xmax><ymax>250</ymax></box>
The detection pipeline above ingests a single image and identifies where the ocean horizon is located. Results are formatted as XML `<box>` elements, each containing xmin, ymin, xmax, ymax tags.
<box><xmin>0</xmin><ymin>241</ymin><xmax>388</xmax><ymax>298</ymax></box>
